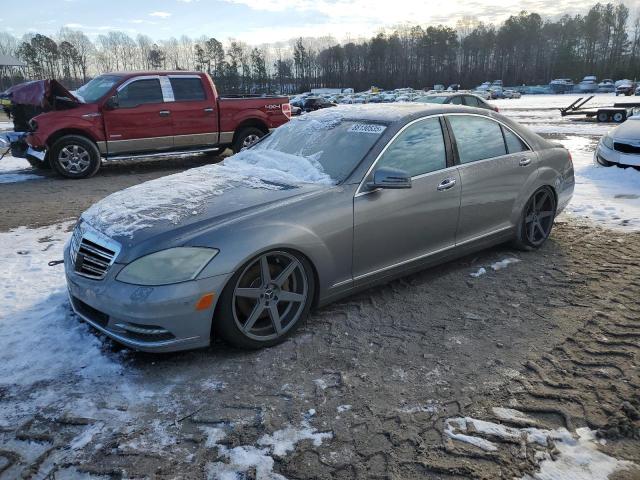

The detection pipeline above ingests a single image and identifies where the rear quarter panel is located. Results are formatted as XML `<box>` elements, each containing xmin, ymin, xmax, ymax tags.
<box><xmin>218</xmin><ymin>97</ymin><xmax>290</xmax><ymax>132</ymax></box>
<box><xmin>536</xmin><ymin>146</ymin><xmax>575</xmax><ymax>214</ymax></box>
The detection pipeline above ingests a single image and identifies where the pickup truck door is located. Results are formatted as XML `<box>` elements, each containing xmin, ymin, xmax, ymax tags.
<box><xmin>167</xmin><ymin>75</ymin><xmax>219</xmax><ymax>148</ymax></box>
<box><xmin>103</xmin><ymin>76</ymin><xmax>173</xmax><ymax>155</ymax></box>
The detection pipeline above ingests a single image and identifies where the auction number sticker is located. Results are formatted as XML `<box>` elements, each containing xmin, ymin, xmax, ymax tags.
<box><xmin>348</xmin><ymin>123</ymin><xmax>386</xmax><ymax>134</ymax></box>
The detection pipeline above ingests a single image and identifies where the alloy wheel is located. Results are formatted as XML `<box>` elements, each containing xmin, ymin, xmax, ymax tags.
<box><xmin>241</xmin><ymin>134</ymin><xmax>261</xmax><ymax>150</ymax></box>
<box><xmin>524</xmin><ymin>189</ymin><xmax>555</xmax><ymax>246</ymax></box>
<box><xmin>232</xmin><ymin>251</ymin><xmax>308</xmax><ymax>341</ymax></box>
<box><xmin>58</xmin><ymin>144</ymin><xmax>91</xmax><ymax>174</ymax></box>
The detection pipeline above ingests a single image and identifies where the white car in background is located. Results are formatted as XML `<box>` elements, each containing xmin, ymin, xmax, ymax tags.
<box><xmin>596</xmin><ymin>116</ymin><xmax>640</xmax><ymax>168</ymax></box>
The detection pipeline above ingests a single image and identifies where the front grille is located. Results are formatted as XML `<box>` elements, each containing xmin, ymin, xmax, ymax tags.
<box><xmin>71</xmin><ymin>295</ymin><xmax>109</xmax><ymax>329</ymax></box>
<box><xmin>614</xmin><ymin>142</ymin><xmax>640</xmax><ymax>155</ymax></box>
<box><xmin>71</xmin><ymin>223</ymin><xmax>121</xmax><ymax>280</ymax></box>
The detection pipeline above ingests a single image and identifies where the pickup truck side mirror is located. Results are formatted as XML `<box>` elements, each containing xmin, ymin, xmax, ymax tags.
<box><xmin>366</xmin><ymin>167</ymin><xmax>412</xmax><ymax>190</ymax></box>
<box><xmin>104</xmin><ymin>95</ymin><xmax>119</xmax><ymax>110</ymax></box>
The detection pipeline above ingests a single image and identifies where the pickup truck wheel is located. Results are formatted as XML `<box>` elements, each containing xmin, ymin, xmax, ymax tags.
<box><xmin>232</xmin><ymin>127</ymin><xmax>265</xmax><ymax>153</ymax></box>
<box><xmin>50</xmin><ymin>135</ymin><xmax>101</xmax><ymax>179</ymax></box>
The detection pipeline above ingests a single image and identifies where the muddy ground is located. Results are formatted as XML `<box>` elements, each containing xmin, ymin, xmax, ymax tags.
<box><xmin>1</xmin><ymin>216</ymin><xmax>639</xmax><ymax>479</ymax></box>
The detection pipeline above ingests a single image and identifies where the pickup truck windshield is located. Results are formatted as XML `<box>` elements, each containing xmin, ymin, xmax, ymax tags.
<box><xmin>252</xmin><ymin>114</ymin><xmax>386</xmax><ymax>182</ymax></box>
<box><xmin>74</xmin><ymin>75</ymin><xmax>122</xmax><ymax>103</ymax></box>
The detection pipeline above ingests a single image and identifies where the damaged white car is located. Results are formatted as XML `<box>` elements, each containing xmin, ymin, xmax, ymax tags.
<box><xmin>596</xmin><ymin>116</ymin><xmax>640</xmax><ymax>169</ymax></box>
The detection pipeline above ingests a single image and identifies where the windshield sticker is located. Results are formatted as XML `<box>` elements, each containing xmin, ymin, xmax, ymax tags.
<box><xmin>348</xmin><ymin>123</ymin><xmax>386</xmax><ymax>134</ymax></box>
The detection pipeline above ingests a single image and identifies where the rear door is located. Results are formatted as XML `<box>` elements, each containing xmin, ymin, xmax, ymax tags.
<box><xmin>353</xmin><ymin>116</ymin><xmax>461</xmax><ymax>284</ymax></box>
<box><xmin>168</xmin><ymin>75</ymin><xmax>219</xmax><ymax>149</ymax></box>
<box><xmin>446</xmin><ymin>114</ymin><xmax>537</xmax><ymax>244</ymax></box>
<box><xmin>103</xmin><ymin>76</ymin><xmax>173</xmax><ymax>154</ymax></box>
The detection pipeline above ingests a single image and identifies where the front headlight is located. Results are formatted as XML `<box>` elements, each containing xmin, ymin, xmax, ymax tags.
<box><xmin>601</xmin><ymin>134</ymin><xmax>614</xmax><ymax>150</ymax></box>
<box><xmin>116</xmin><ymin>247</ymin><xmax>219</xmax><ymax>286</ymax></box>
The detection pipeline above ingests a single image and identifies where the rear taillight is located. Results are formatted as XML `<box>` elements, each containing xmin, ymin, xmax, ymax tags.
<box><xmin>282</xmin><ymin>103</ymin><xmax>291</xmax><ymax>119</ymax></box>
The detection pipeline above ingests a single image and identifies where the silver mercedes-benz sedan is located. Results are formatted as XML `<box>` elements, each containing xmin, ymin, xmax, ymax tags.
<box><xmin>65</xmin><ymin>104</ymin><xmax>574</xmax><ymax>352</ymax></box>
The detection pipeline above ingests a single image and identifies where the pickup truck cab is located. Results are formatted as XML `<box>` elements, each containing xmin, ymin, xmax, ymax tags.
<box><xmin>8</xmin><ymin>72</ymin><xmax>291</xmax><ymax>178</ymax></box>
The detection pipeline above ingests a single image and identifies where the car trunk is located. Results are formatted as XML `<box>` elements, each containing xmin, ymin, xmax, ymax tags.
<box><xmin>1</xmin><ymin>79</ymin><xmax>79</xmax><ymax>131</ymax></box>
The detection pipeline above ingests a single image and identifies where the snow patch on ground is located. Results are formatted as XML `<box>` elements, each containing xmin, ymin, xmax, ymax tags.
<box><xmin>445</xmin><ymin>412</ymin><xmax>636</xmax><ymax>479</ymax></box>
<box><xmin>0</xmin><ymin>223</ymin><xmax>122</xmax><ymax>387</ymax></box>
<box><xmin>206</xmin><ymin>420</ymin><xmax>333</xmax><ymax>479</ymax></box>
<box><xmin>558</xmin><ymin>135</ymin><xmax>640</xmax><ymax>231</ymax></box>
<box><xmin>470</xmin><ymin>267</ymin><xmax>486</xmax><ymax>278</ymax></box>
<box><xmin>491</xmin><ymin>257</ymin><xmax>520</xmax><ymax>270</ymax></box>
<box><xmin>0</xmin><ymin>153</ymin><xmax>43</xmax><ymax>184</ymax></box>
<box><xmin>82</xmin><ymin>150</ymin><xmax>333</xmax><ymax>238</ymax></box>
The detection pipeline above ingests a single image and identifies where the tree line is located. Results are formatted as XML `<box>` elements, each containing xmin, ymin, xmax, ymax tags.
<box><xmin>0</xmin><ymin>2</ymin><xmax>638</xmax><ymax>94</ymax></box>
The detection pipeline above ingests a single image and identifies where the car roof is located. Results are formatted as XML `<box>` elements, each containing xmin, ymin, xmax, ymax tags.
<box><xmin>102</xmin><ymin>71</ymin><xmax>204</xmax><ymax>78</ymax></box>
<box><xmin>305</xmin><ymin>103</ymin><xmax>486</xmax><ymax>123</ymax></box>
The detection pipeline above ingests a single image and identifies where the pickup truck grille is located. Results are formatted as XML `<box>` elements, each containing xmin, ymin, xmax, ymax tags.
<box><xmin>71</xmin><ymin>223</ymin><xmax>121</xmax><ymax>280</ymax></box>
<box><xmin>614</xmin><ymin>142</ymin><xmax>640</xmax><ymax>155</ymax></box>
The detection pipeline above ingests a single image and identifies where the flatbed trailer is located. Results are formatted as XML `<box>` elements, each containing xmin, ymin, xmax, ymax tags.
<box><xmin>560</xmin><ymin>96</ymin><xmax>640</xmax><ymax>123</ymax></box>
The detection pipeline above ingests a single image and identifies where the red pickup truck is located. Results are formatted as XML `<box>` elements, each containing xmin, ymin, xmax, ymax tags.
<box><xmin>4</xmin><ymin>72</ymin><xmax>291</xmax><ymax>178</ymax></box>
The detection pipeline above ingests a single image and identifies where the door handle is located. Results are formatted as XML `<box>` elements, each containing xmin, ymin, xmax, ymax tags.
<box><xmin>519</xmin><ymin>157</ymin><xmax>531</xmax><ymax>166</ymax></box>
<box><xmin>159</xmin><ymin>110</ymin><xmax>171</xmax><ymax>117</ymax></box>
<box><xmin>437</xmin><ymin>178</ymin><xmax>457</xmax><ymax>191</ymax></box>
<box><xmin>204</xmin><ymin>107</ymin><xmax>214</xmax><ymax>113</ymax></box>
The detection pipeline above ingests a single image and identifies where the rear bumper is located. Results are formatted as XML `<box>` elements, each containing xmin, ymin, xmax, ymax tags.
<box><xmin>64</xmin><ymin>244</ymin><xmax>230</xmax><ymax>353</ymax></box>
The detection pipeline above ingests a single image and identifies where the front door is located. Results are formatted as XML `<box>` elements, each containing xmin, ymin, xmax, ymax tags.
<box><xmin>103</xmin><ymin>76</ymin><xmax>173</xmax><ymax>155</ymax></box>
<box><xmin>353</xmin><ymin>116</ymin><xmax>461</xmax><ymax>284</ymax></box>
<box><xmin>167</xmin><ymin>75</ymin><xmax>219</xmax><ymax>149</ymax></box>
<box><xmin>446</xmin><ymin>114</ymin><xmax>538</xmax><ymax>244</ymax></box>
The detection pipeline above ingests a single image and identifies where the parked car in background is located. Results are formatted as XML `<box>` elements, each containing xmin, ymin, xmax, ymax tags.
<box><xmin>301</xmin><ymin>96</ymin><xmax>336</xmax><ymax>112</ymax></box>
<box><xmin>2</xmin><ymin>72</ymin><xmax>291</xmax><ymax>178</ymax></box>
<box><xmin>416</xmin><ymin>93</ymin><xmax>498</xmax><ymax>111</ymax></box>
<box><xmin>472</xmin><ymin>90</ymin><xmax>492</xmax><ymax>100</ymax></box>
<box><xmin>616</xmin><ymin>80</ymin><xmax>637</xmax><ymax>96</ymax></box>
<box><xmin>65</xmin><ymin>104</ymin><xmax>573</xmax><ymax>352</ymax></box>
<box><xmin>503</xmin><ymin>89</ymin><xmax>521</xmax><ymax>99</ymax></box>
<box><xmin>597</xmin><ymin>79</ymin><xmax>615</xmax><ymax>93</ymax></box>
<box><xmin>595</xmin><ymin>116</ymin><xmax>640</xmax><ymax>168</ymax></box>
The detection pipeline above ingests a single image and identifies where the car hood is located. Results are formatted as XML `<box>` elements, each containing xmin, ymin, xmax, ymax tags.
<box><xmin>611</xmin><ymin>118</ymin><xmax>640</xmax><ymax>142</ymax></box>
<box><xmin>80</xmin><ymin>160</ymin><xmax>335</xmax><ymax>263</ymax></box>
<box><xmin>3</xmin><ymin>79</ymin><xmax>79</xmax><ymax>108</ymax></box>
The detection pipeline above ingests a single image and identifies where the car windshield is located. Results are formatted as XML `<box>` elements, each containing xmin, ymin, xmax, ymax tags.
<box><xmin>251</xmin><ymin>113</ymin><xmax>387</xmax><ymax>183</ymax></box>
<box><xmin>74</xmin><ymin>75</ymin><xmax>122</xmax><ymax>103</ymax></box>
<box><xmin>416</xmin><ymin>96</ymin><xmax>448</xmax><ymax>104</ymax></box>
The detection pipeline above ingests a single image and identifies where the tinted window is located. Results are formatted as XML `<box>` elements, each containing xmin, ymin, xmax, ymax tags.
<box><xmin>449</xmin><ymin>96</ymin><xmax>462</xmax><ymax>105</ymax></box>
<box><xmin>170</xmin><ymin>77</ymin><xmax>206</xmax><ymax>101</ymax></box>
<box><xmin>376</xmin><ymin>117</ymin><xmax>446</xmax><ymax>177</ymax></box>
<box><xmin>449</xmin><ymin>115</ymin><xmax>507</xmax><ymax>164</ymax></box>
<box><xmin>118</xmin><ymin>79</ymin><xmax>163</xmax><ymax>108</ymax></box>
<box><xmin>503</xmin><ymin>127</ymin><xmax>529</xmax><ymax>154</ymax></box>
<box><xmin>464</xmin><ymin>96</ymin><xmax>480</xmax><ymax>107</ymax></box>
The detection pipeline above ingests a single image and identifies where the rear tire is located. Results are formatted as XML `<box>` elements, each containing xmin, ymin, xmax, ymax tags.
<box><xmin>232</xmin><ymin>127</ymin><xmax>265</xmax><ymax>154</ymax></box>
<box><xmin>512</xmin><ymin>186</ymin><xmax>557</xmax><ymax>251</ymax></box>
<box><xmin>214</xmin><ymin>250</ymin><xmax>315</xmax><ymax>349</ymax></box>
<box><xmin>50</xmin><ymin>135</ymin><xmax>101</xmax><ymax>179</ymax></box>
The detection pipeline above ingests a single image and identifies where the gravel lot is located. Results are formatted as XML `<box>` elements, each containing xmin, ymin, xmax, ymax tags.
<box><xmin>1</xmin><ymin>98</ymin><xmax>639</xmax><ymax>479</ymax></box>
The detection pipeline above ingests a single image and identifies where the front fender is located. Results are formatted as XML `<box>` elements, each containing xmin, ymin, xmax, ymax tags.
<box><xmin>27</xmin><ymin>111</ymin><xmax>104</xmax><ymax>148</ymax></box>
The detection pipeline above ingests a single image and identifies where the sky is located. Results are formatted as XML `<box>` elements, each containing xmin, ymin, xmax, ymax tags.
<box><xmin>1</xmin><ymin>0</ymin><xmax>632</xmax><ymax>45</ymax></box>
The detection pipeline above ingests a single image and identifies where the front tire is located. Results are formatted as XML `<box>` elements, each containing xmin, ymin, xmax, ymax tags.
<box><xmin>512</xmin><ymin>187</ymin><xmax>557</xmax><ymax>251</ymax></box>
<box><xmin>232</xmin><ymin>127</ymin><xmax>265</xmax><ymax>154</ymax></box>
<box><xmin>214</xmin><ymin>250</ymin><xmax>315</xmax><ymax>349</ymax></box>
<box><xmin>50</xmin><ymin>135</ymin><xmax>101</xmax><ymax>179</ymax></box>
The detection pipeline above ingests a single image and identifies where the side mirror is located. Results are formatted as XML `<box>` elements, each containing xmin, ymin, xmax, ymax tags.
<box><xmin>366</xmin><ymin>167</ymin><xmax>412</xmax><ymax>190</ymax></box>
<box><xmin>104</xmin><ymin>95</ymin><xmax>119</xmax><ymax>110</ymax></box>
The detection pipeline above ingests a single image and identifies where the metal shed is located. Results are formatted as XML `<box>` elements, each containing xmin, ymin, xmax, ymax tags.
<box><xmin>0</xmin><ymin>54</ymin><xmax>27</xmax><ymax>91</ymax></box>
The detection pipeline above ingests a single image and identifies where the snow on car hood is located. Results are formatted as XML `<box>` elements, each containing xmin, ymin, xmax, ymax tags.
<box><xmin>81</xmin><ymin>150</ymin><xmax>334</xmax><ymax>239</ymax></box>
<box><xmin>611</xmin><ymin>116</ymin><xmax>640</xmax><ymax>141</ymax></box>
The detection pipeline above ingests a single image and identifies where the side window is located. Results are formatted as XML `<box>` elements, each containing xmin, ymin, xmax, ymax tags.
<box><xmin>118</xmin><ymin>79</ymin><xmax>163</xmax><ymax>108</ymax></box>
<box><xmin>502</xmin><ymin>126</ymin><xmax>529</xmax><ymax>154</ymax></box>
<box><xmin>448</xmin><ymin>115</ymin><xmax>507</xmax><ymax>164</ymax></box>
<box><xmin>449</xmin><ymin>96</ymin><xmax>462</xmax><ymax>105</ymax></box>
<box><xmin>464</xmin><ymin>96</ymin><xmax>480</xmax><ymax>107</ymax></box>
<box><xmin>376</xmin><ymin>117</ymin><xmax>446</xmax><ymax>177</ymax></box>
<box><xmin>169</xmin><ymin>77</ymin><xmax>206</xmax><ymax>101</ymax></box>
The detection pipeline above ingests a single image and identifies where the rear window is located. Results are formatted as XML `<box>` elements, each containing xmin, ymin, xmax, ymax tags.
<box><xmin>169</xmin><ymin>77</ymin><xmax>206</xmax><ymax>101</ymax></box>
<box><xmin>448</xmin><ymin>115</ymin><xmax>507</xmax><ymax>164</ymax></box>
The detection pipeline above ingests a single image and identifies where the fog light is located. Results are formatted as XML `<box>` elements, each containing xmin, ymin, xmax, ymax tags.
<box><xmin>196</xmin><ymin>293</ymin><xmax>215</xmax><ymax>311</ymax></box>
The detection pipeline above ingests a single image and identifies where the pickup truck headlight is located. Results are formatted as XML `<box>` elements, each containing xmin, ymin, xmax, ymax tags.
<box><xmin>601</xmin><ymin>134</ymin><xmax>614</xmax><ymax>150</ymax></box>
<box><xmin>116</xmin><ymin>247</ymin><xmax>219</xmax><ymax>286</ymax></box>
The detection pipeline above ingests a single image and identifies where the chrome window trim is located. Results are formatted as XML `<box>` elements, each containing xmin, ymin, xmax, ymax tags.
<box><xmin>355</xmin><ymin>113</ymin><xmax>445</xmax><ymax>197</ymax></box>
<box><xmin>352</xmin><ymin>225</ymin><xmax>512</xmax><ymax>282</ymax></box>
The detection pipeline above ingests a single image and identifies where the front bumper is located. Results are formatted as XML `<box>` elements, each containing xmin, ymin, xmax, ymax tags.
<box><xmin>64</xmin><ymin>245</ymin><xmax>230</xmax><ymax>353</ymax></box>
<box><xmin>596</xmin><ymin>143</ymin><xmax>640</xmax><ymax>167</ymax></box>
